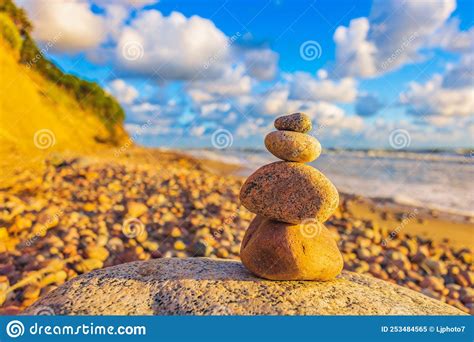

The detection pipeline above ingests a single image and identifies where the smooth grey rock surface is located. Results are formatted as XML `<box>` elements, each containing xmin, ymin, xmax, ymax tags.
<box><xmin>25</xmin><ymin>258</ymin><xmax>466</xmax><ymax>315</ymax></box>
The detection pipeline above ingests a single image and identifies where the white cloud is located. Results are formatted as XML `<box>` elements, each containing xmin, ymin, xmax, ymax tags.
<box><xmin>23</xmin><ymin>0</ymin><xmax>282</xmax><ymax>87</ymax></box>
<box><xmin>115</xmin><ymin>11</ymin><xmax>231</xmax><ymax>80</ymax></box>
<box><xmin>101</xmin><ymin>4</ymin><xmax>130</xmax><ymax>41</ymax></box>
<box><xmin>107</xmin><ymin>79</ymin><xmax>139</xmax><ymax>105</ymax></box>
<box><xmin>301</xmin><ymin>101</ymin><xmax>365</xmax><ymax>135</ymax></box>
<box><xmin>427</xmin><ymin>18</ymin><xmax>474</xmax><ymax>53</ymax></box>
<box><xmin>287</xmin><ymin>72</ymin><xmax>357</xmax><ymax>103</ymax></box>
<box><xmin>333</xmin><ymin>0</ymin><xmax>457</xmax><ymax>77</ymax></box>
<box><xmin>442</xmin><ymin>54</ymin><xmax>473</xmax><ymax>89</ymax></box>
<box><xmin>369</xmin><ymin>0</ymin><xmax>455</xmax><ymax>60</ymax></box>
<box><xmin>223</xmin><ymin>111</ymin><xmax>238</xmax><ymax>124</ymax></box>
<box><xmin>20</xmin><ymin>0</ymin><xmax>106</xmax><ymax>51</ymax></box>
<box><xmin>236</xmin><ymin>118</ymin><xmax>271</xmax><ymax>138</ymax></box>
<box><xmin>361</xmin><ymin>116</ymin><xmax>474</xmax><ymax>148</ymax></box>
<box><xmin>188</xmin><ymin>89</ymin><xmax>215</xmax><ymax>104</ymax></box>
<box><xmin>235</xmin><ymin>83</ymin><xmax>364</xmax><ymax>139</ymax></box>
<box><xmin>188</xmin><ymin>65</ymin><xmax>252</xmax><ymax>97</ymax></box>
<box><xmin>400</xmin><ymin>73</ymin><xmax>474</xmax><ymax>118</ymax></box>
<box><xmin>257</xmin><ymin>87</ymin><xmax>289</xmax><ymax>115</ymax></box>
<box><xmin>232</xmin><ymin>94</ymin><xmax>256</xmax><ymax>115</ymax></box>
<box><xmin>317</xmin><ymin>69</ymin><xmax>328</xmax><ymax>80</ymax></box>
<box><xmin>333</xmin><ymin>17</ymin><xmax>377</xmax><ymax>78</ymax></box>
<box><xmin>93</xmin><ymin>0</ymin><xmax>158</xmax><ymax>8</ymax></box>
<box><xmin>200</xmin><ymin>102</ymin><xmax>232</xmax><ymax>118</ymax></box>
<box><xmin>190</xmin><ymin>125</ymin><xmax>206</xmax><ymax>137</ymax></box>
<box><xmin>243</xmin><ymin>76</ymin><xmax>358</xmax><ymax>133</ymax></box>
<box><xmin>243</xmin><ymin>48</ymin><xmax>279</xmax><ymax>81</ymax></box>
<box><xmin>126</xmin><ymin>102</ymin><xmax>163</xmax><ymax>125</ymax></box>
<box><xmin>423</xmin><ymin>115</ymin><xmax>457</xmax><ymax>127</ymax></box>
<box><xmin>400</xmin><ymin>54</ymin><xmax>474</xmax><ymax>120</ymax></box>
<box><xmin>186</xmin><ymin>65</ymin><xmax>254</xmax><ymax>119</ymax></box>
<box><xmin>130</xmin><ymin>102</ymin><xmax>161</xmax><ymax>113</ymax></box>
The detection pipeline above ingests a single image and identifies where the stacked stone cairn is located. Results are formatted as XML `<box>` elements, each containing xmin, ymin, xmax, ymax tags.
<box><xmin>239</xmin><ymin>112</ymin><xmax>343</xmax><ymax>280</ymax></box>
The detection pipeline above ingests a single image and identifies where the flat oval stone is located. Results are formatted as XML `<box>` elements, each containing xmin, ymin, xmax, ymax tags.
<box><xmin>239</xmin><ymin>162</ymin><xmax>339</xmax><ymax>224</ymax></box>
<box><xmin>274</xmin><ymin>112</ymin><xmax>312</xmax><ymax>133</ymax></box>
<box><xmin>265</xmin><ymin>131</ymin><xmax>321</xmax><ymax>162</ymax></box>
<box><xmin>240</xmin><ymin>216</ymin><xmax>343</xmax><ymax>280</ymax></box>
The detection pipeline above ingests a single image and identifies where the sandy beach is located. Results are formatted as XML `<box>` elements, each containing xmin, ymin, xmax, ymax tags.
<box><xmin>345</xmin><ymin>196</ymin><xmax>473</xmax><ymax>250</ymax></box>
<box><xmin>0</xmin><ymin>147</ymin><xmax>472</xmax><ymax>315</ymax></box>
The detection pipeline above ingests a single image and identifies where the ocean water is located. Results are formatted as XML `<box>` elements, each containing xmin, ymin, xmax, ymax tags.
<box><xmin>185</xmin><ymin>149</ymin><xmax>474</xmax><ymax>217</ymax></box>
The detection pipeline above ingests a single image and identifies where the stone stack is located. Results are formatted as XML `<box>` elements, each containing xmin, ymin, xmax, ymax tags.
<box><xmin>239</xmin><ymin>112</ymin><xmax>343</xmax><ymax>281</ymax></box>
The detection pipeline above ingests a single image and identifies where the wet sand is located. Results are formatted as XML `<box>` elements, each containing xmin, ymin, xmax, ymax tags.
<box><xmin>344</xmin><ymin>196</ymin><xmax>473</xmax><ymax>250</ymax></box>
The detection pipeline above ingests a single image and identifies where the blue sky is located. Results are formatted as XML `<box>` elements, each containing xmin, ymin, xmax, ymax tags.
<box><xmin>20</xmin><ymin>0</ymin><xmax>474</xmax><ymax>149</ymax></box>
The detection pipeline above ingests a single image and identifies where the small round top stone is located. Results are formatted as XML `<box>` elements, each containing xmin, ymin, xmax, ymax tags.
<box><xmin>274</xmin><ymin>112</ymin><xmax>312</xmax><ymax>133</ymax></box>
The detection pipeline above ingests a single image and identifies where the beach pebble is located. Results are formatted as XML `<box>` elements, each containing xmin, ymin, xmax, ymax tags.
<box><xmin>191</xmin><ymin>240</ymin><xmax>211</xmax><ymax>257</ymax></box>
<box><xmin>402</xmin><ymin>239</ymin><xmax>418</xmax><ymax>255</ymax></box>
<box><xmin>461</xmin><ymin>271</ymin><xmax>473</xmax><ymax>286</ymax></box>
<box><xmin>406</xmin><ymin>270</ymin><xmax>424</xmax><ymax>282</ymax></box>
<box><xmin>454</xmin><ymin>274</ymin><xmax>469</xmax><ymax>287</ymax></box>
<box><xmin>264</xmin><ymin>131</ymin><xmax>321</xmax><ymax>163</ymax></box>
<box><xmin>127</xmin><ymin>202</ymin><xmax>148</xmax><ymax>218</ymax></box>
<box><xmin>447</xmin><ymin>265</ymin><xmax>460</xmax><ymax>278</ymax></box>
<box><xmin>76</xmin><ymin>259</ymin><xmax>103</xmax><ymax>273</ymax></box>
<box><xmin>170</xmin><ymin>227</ymin><xmax>182</xmax><ymax>238</ymax></box>
<box><xmin>240</xmin><ymin>216</ymin><xmax>343</xmax><ymax>280</ymax></box>
<box><xmin>425</xmin><ymin>259</ymin><xmax>447</xmax><ymax>276</ymax></box>
<box><xmin>23</xmin><ymin>285</ymin><xmax>40</xmax><ymax>300</ymax></box>
<box><xmin>0</xmin><ymin>306</ymin><xmax>21</xmax><ymax>315</ymax></box>
<box><xmin>107</xmin><ymin>237</ymin><xmax>124</xmax><ymax>252</ymax></box>
<box><xmin>240</xmin><ymin>162</ymin><xmax>339</xmax><ymax>224</ymax></box>
<box><xmin>274</xmin><ymin>112</ymin><xmax>312</xmax><ymax>133</ymax></box>
<box><xmin>355</xmin><ymin>261</ymin><xmax>370</xmax><ymax>273</ymax></box>
<box><xmin>356</xmin><ymin>248</ymin><xmax>371</xmax><ymax>260</ymax></box>
<box><xmin>447</xmin><ymin>288</ymin><xmax>460</xmax><ymax>299</ymax></box>
<box><xmin>136</xmin><ymin>229</ymin><xmax>148</xmax><ymax>243</ymax></box>
<box><xmin>467</xmin><ymin>304</ymin><xmax>474</xmax><ymax>315</ymax></box>
<box><xmin>412</xmin><ymin>249</ymin><xmax>429</xmax><ymax>263</ymax></box>
<box><xmin>420</xmin><ymin>276</ymin><xmax>445</xmax><ymax>291</ymax></box>
<box><xmin>142</xmin><ymin>241</ymin><xmax>159</xmax><ymax>252</ymax></box>
<box><xmin>422</xmin><ymin>288</ymin><xmax>441</xmax><ymax>300</ymax></box>
<box><xmin>174</xmin><ymin>240</ymin><xmax>186</xmax><ymax>251</ymax></box>
<box><xmin>216</xmin><ymin>248</ymin><xmax>229</xmax><ymax>258</ymax></box>
<box><xmin>369</xmin><ymin>263</ymin><xmax>382</xmax><ymax>276</ymax></box>
<box><xmin>459</xmin><ymin>251</ymin><xmax>472</xmax><ymax>264</ymax></box>
<box><xmin>86</xmin><ymin>246</ymin><xmax>109</xmax><ymax>262</ymax></box>
<box><xmin>83</xmin><ymin>203</ymin><xmax>96</xmax><ymax>212</ymax></box>
<box><xmin>460</xmin><ymin>288</ymin><xmax>474</xmax><ymax>303</ymax></box>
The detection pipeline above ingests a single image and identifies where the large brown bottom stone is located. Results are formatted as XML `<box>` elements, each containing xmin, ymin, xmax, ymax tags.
<box><xmin>24</xmin><ymin>258</ymin><xmax>465</xmax><ymax>315</ymax></box>
<box><xmin>240</xmin><ymin>215</ymin><xmax>343</xmax><ymax>280</ymax></box>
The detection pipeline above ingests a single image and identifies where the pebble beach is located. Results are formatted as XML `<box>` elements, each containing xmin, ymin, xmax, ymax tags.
<box><xmin>0</xmin><ymin>147</ymin><xmax>472</xmax><ymax>314</ymax></box>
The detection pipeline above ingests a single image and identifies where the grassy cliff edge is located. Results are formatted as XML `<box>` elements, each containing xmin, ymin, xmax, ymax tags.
<box><xmin>0</xmin><ymin>0</ymin><xmax>128</xmax><ymax>183</ymax></box>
